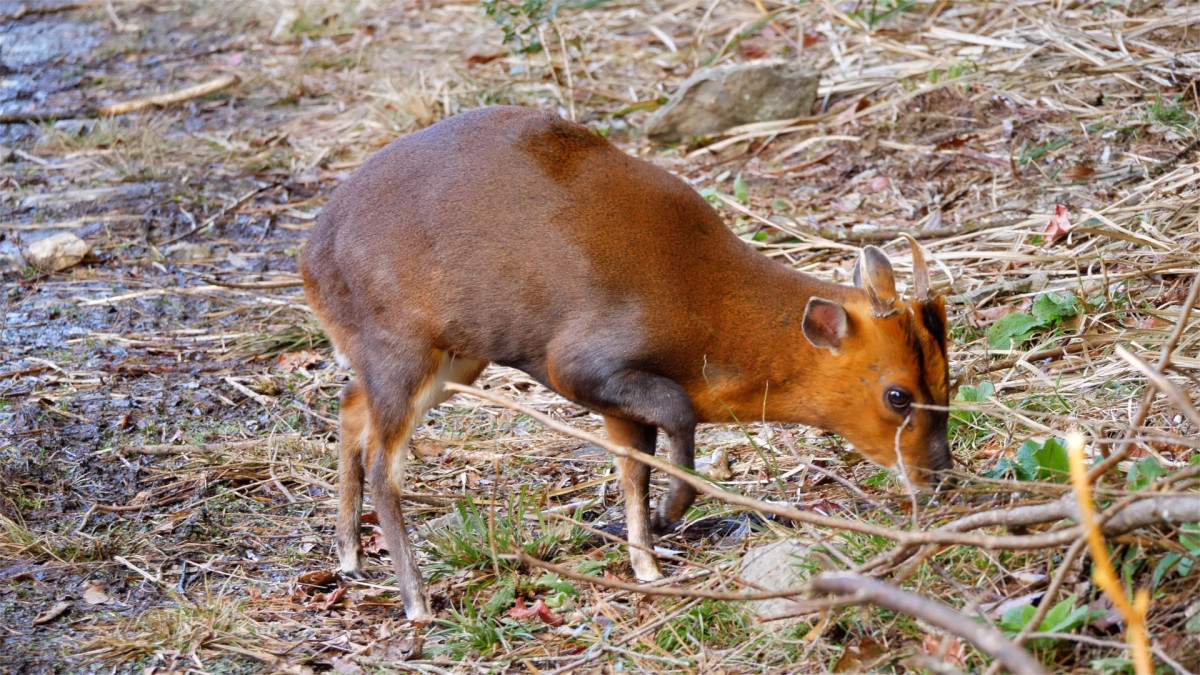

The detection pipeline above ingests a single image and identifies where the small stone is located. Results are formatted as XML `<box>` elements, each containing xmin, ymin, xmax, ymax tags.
<box><xmin>698</xmin><ymin>448</ymin><xmax>733</xmax><ymax>481</ymax></box>
<box><xmin>644</xmin><ymin>61</ymin><xmax>820</xmax><ymax>143</ymax></box>
<box><xmin>25</xmin><ymin>232</ymin><xmax>89</xmax><ymax>272</ymax></box>
<box><xmin>738</xmin><ymin>538</ymin><xmax>811</xmax><ymax>625</ymax></box>
<box><xmin>165</xmin><ymin>243</ymin><xmax>213</xmax><ymax>261</ymax></box>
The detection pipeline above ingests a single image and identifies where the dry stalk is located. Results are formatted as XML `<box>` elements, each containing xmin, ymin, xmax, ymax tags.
<box><xmin>1089</xmin><ymin>272</ymin><xmax>1200</xmax><ymax>481</ymax></box>
<box><xmin>1067</xmin><ymin>432</ymin><xmax>1153</xmax><ymax>675</ymax></box>
<box><xmin>99</xmin><ymin>74</ymin><xmax>239</xmax><ymax>115</ymax></box>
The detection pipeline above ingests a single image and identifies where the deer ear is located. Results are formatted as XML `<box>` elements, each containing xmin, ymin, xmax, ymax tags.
<box><xmin>853</xmin><ymin>245</ymin><xmax>899</xmax><ymax>317</ymax></box>
<box><xmin>803</xmin><ymin>297</ymin><xmax>848</xmax><ymax>352</ymax></box>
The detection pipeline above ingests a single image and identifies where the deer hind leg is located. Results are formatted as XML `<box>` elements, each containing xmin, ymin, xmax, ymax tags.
<box><xmin>336</xmin><ymin>378</ymin><xmax>370</xmax><ymax>577</ymax></box>
<box><xmin>362</xmin><ymin>349</ymin><xmax>487</xmax><ymax>621</ymax></box>
<box><xmin>604</xmin><ymin>416</ymin><xmax>662</xmax><ymax>581</ymax></box>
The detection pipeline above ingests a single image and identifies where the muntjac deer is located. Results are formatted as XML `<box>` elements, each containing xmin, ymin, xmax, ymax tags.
<box><xmin>302</xmin><ymin>106</ymin><xmax>951</xmax><ymax>621</ymax></box>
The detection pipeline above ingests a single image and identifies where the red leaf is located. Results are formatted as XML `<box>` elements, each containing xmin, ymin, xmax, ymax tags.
<box><xmin>969</xmin><ymin>305</ymin><xmax>1018</xmax><ymax>327</ymax></box>
<box><xmin>362</xmin><ymin>530</ymin><xmax>387</xmax><ymax>555</ymax></box>
<box><xmin>465</xmin><ymin>53</ymin><xmax>504</xmax><ymax>68</ymax></box>
<box><xmin>830</xmin><ymin>97</ymin><xmax>869</xmax><ymax>126</ymax></box>
<box><xmin>276</xmin><ymin>349</ymin><xmax>322</xmax><ymax>372</ymax></box>
<box><xmin>934</xmin><ymin>133</ymin><xmax>978</xmax><ymax>151</ymax></box>
<box><xmin>507</xmin><ymin>598</ymin><xmax>563</xmax><ymax>626</ymax></box>
<box><xmin>1043</xmin><ymin>204</ymin><xmax>1072</xmax><ymax>239</ymax></box>
<box><xmin>922</xmin><ymin>634</ymin><xmax>966</xmax><ymax>667</ymax></box>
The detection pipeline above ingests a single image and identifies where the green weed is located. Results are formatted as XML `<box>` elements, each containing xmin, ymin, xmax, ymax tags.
<box><xmin>997</xmin><ymin>594</ymin><xmax>1104</xmax><ymax>649</ymax></box>
<box><xmin>984</xmin><ymin>437</ymin><xmax>1069</xmax><ymax>482</ymax></box>
<box><xmin>483</xmin><ymin>0</ymin><xmax>558</xmax><ymax>53</ymax></box>
<box><xmin>987</xmin><ymin>291</ymin><xmax>1082</xmax><ymax>350</ymax></box>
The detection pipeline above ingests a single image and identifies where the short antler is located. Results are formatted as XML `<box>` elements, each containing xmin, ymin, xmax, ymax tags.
<box><xmin>902</xmin><ymin>233</ymin><xmax>930</xmax><ymax>301</ymax></box>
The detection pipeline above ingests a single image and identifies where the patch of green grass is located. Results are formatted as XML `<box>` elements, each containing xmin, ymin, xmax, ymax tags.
<box><xmin>0</xmin><ymin>514</ymin><xmax>137</xmax><ymax>563</ymax></box>
<box><xmin>85</xmin><ymin>593</ymin><xmax>256</xmax><ymax>664</ymax></box>
<box><xmin>851</xmin><ymin>0</ymin><xmax>917</xmax><ymax>28</ymax></box>
<box><xmin>232</xmin><ymin>319</ymin><xmax>328</xmax><ymax>358</ymax></box>
<box><xmin>1146</xmin><ymin>93</ymin><xmax>1196</xmax><ymax>129</ymax></box>
<box><xmin>656</xmin><ymin>598</ymin><xmax>749</xmax><ymax>654</ymax></box>
<box><xmin>422</xmin><ymin>489</ymin><xmax>590</xmax><ymax>580</ymax></box>
<box><xmin>928</xmin><ymin>58</ymin><xmax>978</xmax><ymax>84</ymax></box>
<box><xmin>1018</xmin><ymin>136</ymin><xmax>1072</xmax><ymax>165</ymax></box>
<box><xmin>428</xmin><ymin>600</ymin><xmax>535</xmax><ymax>659</ymax></box>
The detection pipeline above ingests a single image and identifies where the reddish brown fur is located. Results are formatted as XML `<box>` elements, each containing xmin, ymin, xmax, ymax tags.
<box><xmin>301</xmin><ymin>106</ymin><xmax>951</xmax><ymax>620</ymax></box>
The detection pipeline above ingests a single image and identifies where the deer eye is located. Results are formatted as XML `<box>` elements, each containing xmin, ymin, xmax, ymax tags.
<box><xmin>885</xmin><ymin>388</ymin><xmax>912</xmax><ymax>412</ymax></box>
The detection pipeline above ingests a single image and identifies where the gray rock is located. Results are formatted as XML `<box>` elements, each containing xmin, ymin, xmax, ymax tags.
<box><xmin>165</xmin><ymin>243</ymin><xmax>213</xmax><ymax>262</ymax></box>
<box><xmin>19</xmin><ymin>183</ymin><xmax>153</xmax><ymax>211</ymax></box>
<box><xmin>738</xmin><ymin>538</ymin><xmax>812</xmax><ymax>624</ymax></box>
<box><xmin>25</xmin><ymin>232</ymin><xmax>89</xmax><ymax>271</ymax></box>
<box><xmin>644</xmin><ymin>61</ymin><xmax>820</xmax><ymax>143</ymax></box>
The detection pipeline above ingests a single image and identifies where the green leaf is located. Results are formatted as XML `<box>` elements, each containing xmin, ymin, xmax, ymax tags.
<box><xmin>698</xmin><ymin>187</ymin><xmax>721</xmax><ymax>205</ymax></box>
<box><xmin>1031</xmin><ymin>437</ymin><xmax>1070</xmax><ymax>482</ymax></box>
<box><xmin>1032</xmin><ymin>291</ymin><xmax>1081</xmax><ymax>322</ymax></box>
<box><xmin>1126</xmin><ymin>456</ymin><xmax>1166</xmax><ymax>490</ymax></box>
<box><xmin>484</xmin><ymin>576</ymin><xmax>517</xmax><ymax>615</ymax></box>
<box><xmin>1152</xmin><ymin>553</ymin><xmax>1182</xmax><ymax>590</ymax></box>
<box><xmin>576</xmin><ymin>559</ymin><xmax>608</xmax><ymax>574</ymax></box>
<box><xmin>536</xmin><ymin>572</ymin><xmax>577</xmax><ymax>596</ymax></box>
<box><xmin>1181</xmin><ymin>523</ymin><xmax>1200</xmax><ymax>554</ymax></box>
<box><xmin>1014</xmin><ymin>440</ymin><xmax>1041</xmax><ymax>481</ymax></box>
<box><xmin>734</xmin><ymin>171</ymin><xmax>749</xmax><ymax>204</ymax></box>
<box><xmin>1090</xmin><ymin>657</ymin><xmax>1135</xmax><ymax>673</ymax></box>
<box><xmin>1187</xmin><ymin>611</ymin><xmax>1200</xmax><ymax>633</ymax></box>
<box><xmin>999</xmin><ymin>604</ymin><xmax>1036</xmax><ymax>633</ymax></box>
<box><xmin>956</xmin><ymin>380</ymin><xmax>995</xmax><ymax>403</ymax></box>
<box><xmin>987</xmin><ymin>312</ymin><xmax>1043</xmax><ymax>349</ymax></box>
<box><xmin>983</xmin><ymin>457</ymin><xmax>1022</xmax><ymax>480</ymax></box>
<box><xmin>1042</xmin><ymin>595</ymin><xmax>1073</xmax><ymax>630</ymax></box>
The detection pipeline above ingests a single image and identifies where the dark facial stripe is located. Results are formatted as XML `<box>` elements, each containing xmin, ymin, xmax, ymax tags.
<box><xmin>903</xmin><ymin>315</ymin><xmax>934</xmax><ymax>405</ymax></box>
<box><xmin>920</xmin><ymin>302</ymin><xmax>947</xmax><ymax>353</ymax></box>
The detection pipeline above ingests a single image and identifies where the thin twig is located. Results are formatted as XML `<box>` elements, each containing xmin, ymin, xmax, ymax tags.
<box><xmin>1090</xmin><ymin>273</ymin><xmax>1200</xmax><ymax>480</ymax></box>
<box><xmin>811</xmin><ymin>572</ymin><xmax>1046</xmax><ymax>675</ymax></box>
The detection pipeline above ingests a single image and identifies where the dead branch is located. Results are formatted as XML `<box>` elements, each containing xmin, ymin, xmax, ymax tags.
<box><xmin>0</xmin><ymin>0</ymin><xmax>115</xmax><ymax>23</ymax></box>
<box><xmin>0</xmin><ymin>74</ymin><xmax>239</xmax><ymax>124</ymax></box>
<box><xmin>445</xmin><ymin>383</ymin><xmax>1200</xmax><ymax>554</ymax></box>
<box><xmin>516</xmin><ymin>552</ymin><xmax>844</xmax><ymax>605</ymax></box>
<box><xmin>810</xmin><ymin>572</ymin><xmax>1046</xmax><ymax>675</ymax></box>
<box><xmin>99</xmin><ymin>74</ymin><xmax>240</xmax><ymax>116</ymax></box>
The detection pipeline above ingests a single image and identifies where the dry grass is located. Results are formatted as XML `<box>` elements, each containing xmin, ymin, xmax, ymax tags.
<box><xmin>1</xmin><ymin>0</ymin><xmax>1198</xmax><ymax>673</ymax></box>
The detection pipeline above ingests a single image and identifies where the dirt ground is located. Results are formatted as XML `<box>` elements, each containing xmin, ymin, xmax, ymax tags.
<box><xmin>1</xmin><ymin>0</ymin><xmax>1198</xmax><ymax>673</ymax></box>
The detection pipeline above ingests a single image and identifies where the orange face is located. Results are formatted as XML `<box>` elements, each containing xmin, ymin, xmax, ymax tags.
<box><xmin>827</xmin><ymin>294</ymin><xmax>952</xmax><ymax>484</ymax></box>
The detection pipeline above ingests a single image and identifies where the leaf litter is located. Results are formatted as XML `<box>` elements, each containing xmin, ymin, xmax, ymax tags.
<box><xmin>0</xmin><ymin>0</ymin><xmax>1198</xmax><ymax>673</ymax></box>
